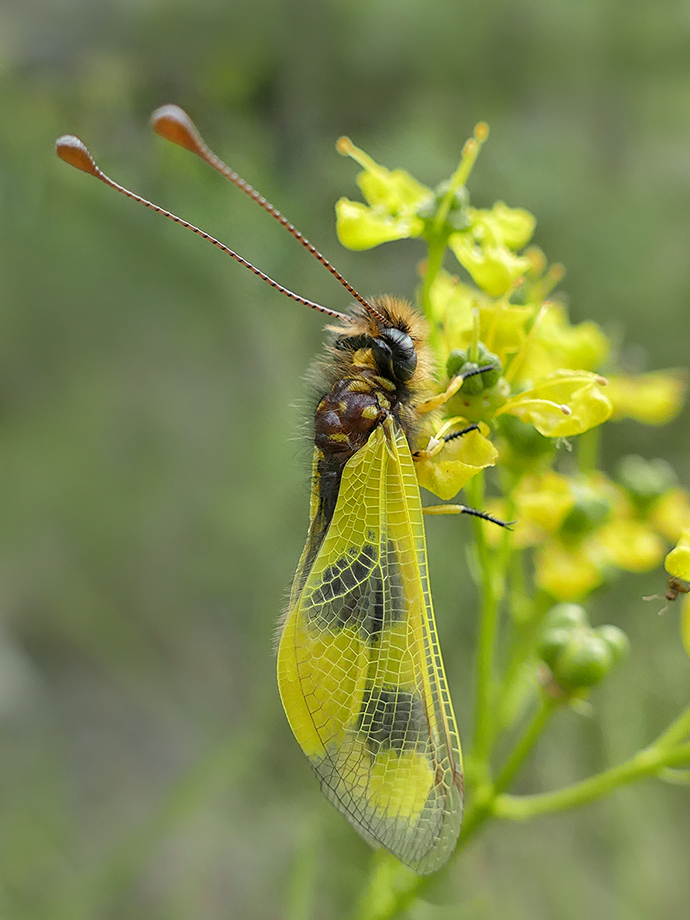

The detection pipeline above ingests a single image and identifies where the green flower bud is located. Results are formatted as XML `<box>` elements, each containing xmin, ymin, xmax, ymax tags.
<box><xmin>545</xmin><ymin>602</ymin><xmax>588</xmax><ymax>630</ymax></box>
<box><xmin>446</xmin><ymin>349</ymin><xmax>468</xmax><ymax>378</ymax></box>
<box><xmin>552</xmin><ymin>632</ymin><xmax>612</xmax><ymax>690</ymax></box>
<box><xmin>538</xmin><ymin>627</ymin><xmax>574</xmax><ymax>671</ymax></box>
<box><xmin>417</xmin><ymin>181</ymin><xmax>471</xmax><ymax>232</ymax></box>
<box><xmin>538</xmin><ymin>604</ymin><xmax>629</xmax><ymax>692</ymax></box>
<box><xmin>446</xmin><ymin>344</ymin><xmax>501</xmax><ymax>395</ymax></box>
<box><xmin>596</xmin><ymin>624</ymin><xmax>630</xmax><ymax>663</ymax></box>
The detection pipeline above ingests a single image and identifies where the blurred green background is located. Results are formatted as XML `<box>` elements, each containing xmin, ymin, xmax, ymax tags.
<box><xmin>2</xmin><ymin>0</ymin><xmax>690</xmax><ymax>917</ymax></box>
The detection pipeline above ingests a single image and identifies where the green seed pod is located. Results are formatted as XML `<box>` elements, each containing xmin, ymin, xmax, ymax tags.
<box><xmin>538</xmin><ymin>627</ymin><xmax>574</xmax><ymax>671</ymax></box>
<box><xmin>551</xmin><ymin>631</ymin><xmax>612</xmax><ymax>690</ymax></box>
<box><xmin>538</xmin><ymin>605</ymin><xmax>629</xmax><ymax>692</ymax></box>
<box><xmin>545</xmin><ymin>602</ymin><xmax>588</xmax><ymax>631</ymax></box>
<box><xmin>460</xmin><ymin>361</ymin><xmax>484</xmax><ymax>395</ymax></box>
<box><xmin>446</xmin><ymin>349</ymin><xmax>468</xmax><ymax>378</ymax></box>
<box><xmin>596</xmin><ymin>624</ymin><xmax>630</xmax><ymax>663</ymax></box>
<box><xmin>446</xmin><ymin>344</ymin><xmax>502</xmax><ymax>396</ymax></box>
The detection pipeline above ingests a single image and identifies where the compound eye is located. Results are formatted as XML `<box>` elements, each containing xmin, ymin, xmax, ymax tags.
<box><xmin>381</xmin><ymin>328</ymin><xmax>417</xmax><ymax>383</ymax></box>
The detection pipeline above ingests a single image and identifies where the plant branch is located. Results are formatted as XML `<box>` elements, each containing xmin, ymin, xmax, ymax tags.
<box><xmin>494</xmin><ymin>740</ymin><xmax>690</xmax><ymax>821</ymax></box>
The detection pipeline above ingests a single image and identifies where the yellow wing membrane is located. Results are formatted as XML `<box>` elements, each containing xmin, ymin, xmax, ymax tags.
<box><xmin>277</xmin><ymin>416</ymin><xmax>463</xmax><ymax>874</ymax></box>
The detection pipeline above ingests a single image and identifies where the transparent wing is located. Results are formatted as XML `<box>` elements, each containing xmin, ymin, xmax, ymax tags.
<box><xmin>277</xmin><ymin>416</ymin><xmax>463</xmax><ymax>874</ymax></box>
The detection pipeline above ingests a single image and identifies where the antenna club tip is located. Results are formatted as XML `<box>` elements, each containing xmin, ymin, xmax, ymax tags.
<box><xmin>151</xmin><ymin>104</ymin><xmax>204</xmax><ymax>154</ymax></box>
<box><xmin>336</xmin><ymin>136</ymin><xmax>354</xmax><ymax>156</ymax></box>
<box><xmin>474</xmin><ymin>121</ymin><xmax>490</xmax><ymax>142</ymax></box>
<box><xmin>55</xmin><ymin>134</ymin><xmax>99</xmax><ymax>176</ymax></box>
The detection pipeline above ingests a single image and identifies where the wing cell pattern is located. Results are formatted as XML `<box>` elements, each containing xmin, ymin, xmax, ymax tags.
<box><xmin>278</xmin><ymin>417</ymin><xmax>462</xmax><ymax>874</ymax></box>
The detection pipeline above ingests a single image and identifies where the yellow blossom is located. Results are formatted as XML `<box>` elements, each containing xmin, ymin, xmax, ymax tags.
<box><xmin>497</xmin><ymin>369</ymin><xmax>613</xmax><ymax>437</ymax></box>
<box><xmin>535</xmin><ymin>538</ymin><xmax>606</xmax><ymax>600</ymax></box>
<box><xmin>606</xmin><ymin>369</ymin><xmax>689</xmax><ymax>424</ymax></box>
<box><xmin>649</xmin><ymin>488</ymin><xmax>690</xmax><ymax>543</ymax></box>
<box><xmin>513</xmin><ymin>303</ymin><xmax>610</xmax><ymax>381</ymax></box>
<box><xmin>427</xmin><ymin>270</ymin><xmax>532</xmax><ymax>369</ymax></box>
<box><xmin>665</xmin><ymin>528</ymin><xmax>690</xmax><ymax>581</ymax></box>
<box><xmin>597</xmin><ymin>519</ymin><xmax>666</xmax><ymax>573</ymax></box>
<box><xmin>416</xmin><ymin>428</ymin><xmax>498</xmax><ymax>500</ymax></box>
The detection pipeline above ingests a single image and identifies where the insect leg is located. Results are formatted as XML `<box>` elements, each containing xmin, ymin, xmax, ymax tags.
<box><xmin>423</xmin><ymin>504</ymin><xmax>512</xmax><ymax>529</ymax></box>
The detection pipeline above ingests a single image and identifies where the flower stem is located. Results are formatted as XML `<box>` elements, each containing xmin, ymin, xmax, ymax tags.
<box><xmin>653</xmin><ymin>702</ymin><xmax>690</xmax><ymax>748</ymax></box>
<box><xmin>493</xmin><ymin>696</ymin><xmax>556</xmax><ymax>795</ymax></box>
<box><xmin>467</xmin><ymin>472</ymin><xmax>502</xmax><ymax>774</ymax></box>
<box><xmin>494</xmin><ymin>740</ymin><xmax>690</xmax><ymax>820</ymax></box>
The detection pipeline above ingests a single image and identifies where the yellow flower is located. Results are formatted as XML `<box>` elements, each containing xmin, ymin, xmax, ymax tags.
<box><xmin>416</xmin><ymin>427</ymin><xmax>498</xmax><ymax>501</ymax></box>
<box><xmin>509</xmin><ymin>470</ymin><xmax>680</xmax><ymax>600</ymax></box>
<box><xmin>665</xmin><ymin>528</ymin><xmax>690</xmax><ymax>581</ymax></box>
<box><xmin>650</xmin><ymin>488</ymin><xmax>690</xmax><ymax>543</ymax></box>
<box><xmin>606</xmin><ymin>369</ymin><xmax>689</xmax><ymax>424</ymax></box>
<box><xmin>334</xmin><ymin>131</ymin><xmax>538</xmax><ymax>298</ymax></box>
<box><xmin>448</xmin><ymin>231</ymin><xmax>531</xmax><ymax>298</ymax></box>
<box><xmin>509</xmin><ymin>470</ymin><xmax>574</xmax><ymax>547</ymax></box>
<box><xmin>535</xmin><ymin>538</ymin><xmax>607</xmax><ymax>600</ymax></box>
<box><xmin>596</xmin><ymin>518</ymin><xmax>666</xmax><ymax>573</ymax></box>
<box><xmin>427</xmin><ymin>270</ymin><xmax>532</xmax><ymax>369</ymax></box>
<box><xmin>511</xmin><ymin>302</ymin><xmax>610</xmax><ymax>381</ymax></box>
<box><xmin>334</xmin><ymin>137</ymin><xmax>429</xmax><ymax>249</ymax></box>
<box><xmin>497</xmin><ymin>370</ymin><xmax>613</xmax><ymax>438</ymax></box>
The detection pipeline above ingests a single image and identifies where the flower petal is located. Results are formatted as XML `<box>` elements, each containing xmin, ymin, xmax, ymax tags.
<box><xmin>605</xmin><ymin>369</ymin><xmax>689</xmax><ymax>424</ymax></box>
<box><xmin>498</xmin><ymin>370</ymin><xmax>613</xmax><ymax>437</ymax></box>
<box><xmin>513</xmin><ymin>304</ymin><xmax>610</xmax><ymax>382</ymax></box>
<box><xmin>416</xmin><ymin>428</ymin><xmax>498</xmax><ymax>500</ymax></box>
<box><xmin>335</xmin><ymin>198</ymin><xmax>423</xmax><ymax>249</ymax></box>
<box><xmin>535</xmin><ymin>539</ymin><xmax>604</xmax><ymax>600</ymax></box>
<box><xmin>449</xmin><ymin>234</ymin><xmax>530</xmax><ymax>297</ymax></box>
<box><xmin>471</xmin><ymin>201</ymin><xmax>536</xmax><ymax>250</ymax></box>
<box><xmin>665</xmin><ymin>528</ymin><xmax>690</xmax><ymax>581</ymax></box>
<box><xmin>597</xmin><ymin>519</ymin><xmax>666</xmax><ymax>573</ymax></box>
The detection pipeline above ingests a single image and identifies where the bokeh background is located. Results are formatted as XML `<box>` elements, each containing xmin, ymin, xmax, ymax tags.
<box><xmin>2</xmin><ymin>0</ymin><xmax>690</xmax><ymax>917</ymax></box>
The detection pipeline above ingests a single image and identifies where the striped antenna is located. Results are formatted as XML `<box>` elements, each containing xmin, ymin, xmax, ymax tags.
<box><xmin>55</xmin><ymin>132</ymin><xmax>351</xmax><ymax>322</ymax></box>
<box><xmin>150</xmin><ymin>105</ymin><xmax>386</xmax><ymax>324</ymax></box>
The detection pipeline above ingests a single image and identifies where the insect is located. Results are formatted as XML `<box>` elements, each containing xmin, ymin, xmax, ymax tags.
<box><xmin>55</xmin><ymin>107</ymin><xmax>500</xmax><ymax>873</ymax></box>
<box><xmin>644</xmin><ymin>575</ymin><xmax>690</xmax><ymax>615</ymax></box>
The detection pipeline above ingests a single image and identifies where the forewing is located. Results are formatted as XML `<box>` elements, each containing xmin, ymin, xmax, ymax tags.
<box><xmin>277</xmin><ymin>417</ymin><xmax>463</xmax><ymax>874</ymax></box>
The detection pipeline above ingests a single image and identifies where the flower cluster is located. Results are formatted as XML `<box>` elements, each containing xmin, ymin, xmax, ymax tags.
<box><xmin>336</xmin><ymin>125</ymin><xmax>690</xmax><ymax>663</ymax></box>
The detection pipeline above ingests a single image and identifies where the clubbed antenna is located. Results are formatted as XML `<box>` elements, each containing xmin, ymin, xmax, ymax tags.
<box><xmin>150</xmin><ymin>104</ymin><xmax>386</xmax><ymax>324</ymax></box>
<box><xmin>55</xmin><ymin>132</ymin><xmax>351</xmax><ymax>322</ymax></box>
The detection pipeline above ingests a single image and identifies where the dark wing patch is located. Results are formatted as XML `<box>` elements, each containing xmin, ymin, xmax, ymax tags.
<box><xmin>305</xmin><ymin>541</ymin><xmax>405</xmax><ymax>639</ymax></box>
<box><xmin>357</xmin><ymin>686</ymin><xmax>426</xmax><ymax>755</ymax></box>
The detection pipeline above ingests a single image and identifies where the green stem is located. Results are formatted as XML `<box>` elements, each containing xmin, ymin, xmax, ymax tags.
<box><xmin>467</xmin><ymin>472</ymin><xmax>501</xmax><ymax>773</ymax></box>
<box><xmin>494</xmin><ymin>740</ymin><xmax>690</xmax><ymax>821</ymax></box>
<box><xmin>493</xmin><ymin>696</ymin><xmax>556</xmax><ymax>795</ymax></box>
<box><xmin>351</xmin><ymin>697</ymin><xmax>557</xmax><ymax>920</ymax></box>
<box><xmin>653</xmin><ymin>701</ymin><xmax>690</xmax><ymax>748</ymax></box>
<box><xmin>497</xmin><ymin>589</ymin><xmax>551</xmax><ymax>723</ymax></box>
